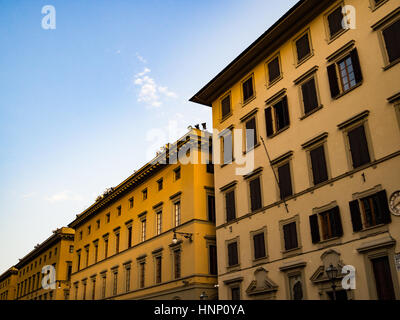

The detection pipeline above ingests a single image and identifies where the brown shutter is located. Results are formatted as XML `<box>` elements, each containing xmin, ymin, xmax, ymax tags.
<box><xmin>348</xmin><ymin>125</ymin><xmax>370</xmax><ymax>168</ymax></box>
<box><xmin>246</xmin><ymin>118</ymin><xmax>257</xmax><ymax>150</ymax></box>
<box><xmin>284</xmin><ymin>222</ymin><xmax>298</xmax><ymax>250</ymax></box>
<box><xmin>327</xmin><ymin>64</ymin><xmax>340</xmax><ymax>98</ymax></box>
<box><xmin>331</xmin><ymin>206</ymin><xmax>343</xmax><ymax>237</ymax></box>
<box><xmin>349</xmin><ymin>200</ymin><xmax>363</xmax><ymax>231</ymax></box>
<box><xmin>327</xmin><ymin>6</ymin><xmax>344</xmax><ymax>37</ymax></box>
<box><xmin>372</xmin><ymin>256</ymin><xmax>396</xmax><ymax>300</ymax></box>
<box><xmin>309</xmin><ymin>214</ymin><xmax>321</xmax><ymax>244</ymax></box>
<box><xmin>208</xmin><ymin>195</ymin><xmax>216</xmax><ymax>223</ymax></box>
<box><xmin>226</xmin><ymin>190</ymin><xmax>236</xmax><ymax>222</ymax></box>
<box><xmin>243</xmin><ymin>78</ymin><xmax>254</xmax><ymax>101</ymax></box>
<box><xmin>377</xmin><ymin>190</ymin><xmax>392</xmax><ymax>224</ymax></box>
<box><xmin>350</xmin><ymin>48</ymin><xmax>363</xmax><ymax>84</ymax></box>
<box><xmin>253</xmin><ymin>233</ymin><xmax>266</xmax><ymax>259</ymax></box>
<box><xmin>228</xmin><ymin>242</ymin><xmax>238</xmax><ymax>266</ymax></box>
<box><xmin>302</xmin><ymin>78</ymin><xmax>319</xmax><ymax>114</ymax></box>
<box><xmin>310</xmin><ymin>146</ymin><xmax>328</xmax><ymax>185</ymax></box>
<box><xmin>209</xmin><ymin>245</ymin><xmax>218</xmax><ymax>275</ymax></box>
<box><xmin>250</xmin><ymin>177</ymin><xmax>262</xmax><ymax>212</ymax></box>
<box><xmin>221</xmin><ymin>96</ymin><xmax>231</xmax><ymax>118</ymax></box>
<box><xmin>296</xmin><ymin>33</ymin><xmax>311</xmax><ymax>62</ymax></box>
<box><xmin>382</xmin><ymin>19</ymin><xmax>400</xmax><ymax>64</ymax></box>
<box><xmin>278</xmin><ymin>162</ymin><xmax>293</xmax><ymax>199</ymax></box>
<box><xmin>282</xmin><ymin>96</ymin><xmax>290</xmax><ymax>127</ymax></box>
<box><xmin>265</xmin><ymin>107</ymin><xmax>274</xmax><ymax>137</ymax></box>
<box><xmin>268</xmin><ymin>57</ymin><xmax>280</xmax><ymax>82</ymax></box>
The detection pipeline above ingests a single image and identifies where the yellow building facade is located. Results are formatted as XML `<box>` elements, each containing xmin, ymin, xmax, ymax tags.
<box><xmin>0</xmin><ymin>267</ymin><xmax>18</xmax><ymax>300</ymax></box>
<box><xmin>68</xmin><ymin>129</ymin><xmax>218</xmax><ymax>300</ymax></box>
<box><xmin>191</xmin><ymin>0</ymin><xmax>400</xmax><ymax>300</ymax></box>
<box><xmin>14</xmin><ymin>227</ymin><xmax>75</xmax><ymax>300</ymax></box>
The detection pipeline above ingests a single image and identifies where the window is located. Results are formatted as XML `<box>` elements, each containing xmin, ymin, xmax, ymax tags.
<box><xmin>156</xmin><ymin>211</ymin><xmax>162</xmax><ymax>235</ymax></box>
<box><xmin>227</xmin><ymin>241</ymin><xmax>239</xmax><ymax>267</ymax></box>
<box><xmin>115</xmin><ymin>233</ymin><xmax>120</xmax><ymax>254</ymax></box>
<box><xmin>155</xmin><ymin>256</ymin><xmax>162</xmax><ymax>284</ymax></box>
<box><xmin>129</xmin><ymin>197</ymin><xmax>134</xmax><ymax>208</ymax></box>
<box><xmin>91</xmin><ymin>279</ymin><xmax>96</xmax><ymax>300</ymax></box>
<box><xmin>327</xmin><ymin>48</ymin><xmax>363</xmax><ymax>98</ymax></box>
<box><xmin>371</xmin><ymin>256</ymin><xmax>396</xmax><ymax>300</ymax></box>
<box><xmin>283</xmin><ymin>222</ymin><xmax>298</xmax><ymax>251</ymax></box>
<box><xmin>173</xmin><ymin>249</ymin><xmax>181</xmax><ymax>279</ymax></box>
<box><xmin>242</xmin><ymin>75</ymin><xmax>254</xmax><ymax>102</ymax></box>
<box><xmin>117</xmin><ymin>206</ymin><xmax>121</xmax><ymax>216</ymax></box>
<box><xmin>245</xmin><ymin>117</ymin><xmax>258</xmax><ymax>151</ymax></box>
<box><xmin>300</xmin><ymin>76</ymin><xmax>320</xmax><ymax>115</ymax></box>
<box><xmin>174</xmin><ymin>201</ymin><xmax>181</xmax><ymax>227</ymax></box>
<box><xmin>142</xmin><ymin>189</ymin><xmax>148</xmax><ymax>200</ymax></box>
<box><xmin>267</xmin><ymin>56</ymin><xmax>281</xmax><ymax>84</ymax></box>
<box><xmin>209</xmin><ymin>245</ymin><xmax>218</xmax><ymax>275</ymax></box>
<box><xmin>174</xmin><ymin>167</ymin><xmax>181</xmax><ymax>180</ymax></box>
<box><xmin>349</xmin><ymin>190</ymin><xmax>391</xmax><ymax>231</ymax></box>
<box><xmin>277</xmin><ymin>162</ymin><xmax>293</xmax><ymax>199</ymax></box>
<box><xmin>96</xmin><ymin>220</ymin><xmax>100</xmax><ymax>229</ymax></box>
<box><xmin>327</xmin><ymin>5</ymin><xmax>344</xmax><ymax>39</ymax></box>
<box><xmin>222</xmin><ymin>129</ymin><xmax>233</xmax><ymax>164</ymax></box>
<box><xmin>231</xmin><ymin>287</ymin><xmax>241</xmax><ymax>300</ymax></box>
<box><xmin>113</xmin><ymin>272</ymin><xmax>118</xmax><ymax>296</ymax></box>
<box><xmin>265</xmin><ymin>96</ymin><xmax>290</xmax><ymax>137</ymax></box>
<box><xmin>249</xmin><ymin>176</ymin><xmax>262</xmax><ymax>212</ymax></box>
<box><xmin>157</xmin><ymin>178</ymin><xmax>163</xmax><ymax>191</ymax></box>
<box><xmin>225</xmin><ymin>189</ymin><xmax>236</xmax><ymax>222</ymax></box>
<box><xmin>289</xmin><ymin>274</ymin><xmax>304</xmax><ymax>300</ymax></box>
<box><xmin>207</xmin><ymin>195</ymin><xmax>216</xmax><ymax>223</ymax></box>
<box><xmin>309</xmin><ymin>145</ymin><xmax>329</xmax><ymax>185</ymax></box>
<box><xmin>253</xmin><ymin>232</ymin><xmax>266</xmax><ymax>260</ymax></box>
<box><xmin>101</xmin><ymin>275</ymin><xmax>106</xmax><ymax>299</ymax></box>
<box><xmin>104</xmin><ymin>238</ymin><xmax>109</xmax><ymax>259</ymax></box>
<box><xmin>309</xmin><ymin>206</ymin><xmax>343</xmax><ymax>243</ymax></box>
<box><xmin>347</xmin><ymin>124</ymin><xmax>371</xmax><ymax>168</ymax></box>
<box><xmin>295</xmin><ymin>32</ymin><xmax>311</xmax><ymax>63</ymax></box>
<box><xmin>141</xmin><ymin>219</ymin><xmax>146</xmax><ymax>242</ymax></box>
<box><xmin>87</xmin><ymin>226</ymin><xmax>91</xmax><ymax>235</ymax></box>
<box><xmin>381</xmin><ymin>18</ymin><xmax>400</xmax><ymax>65</ymax></box>
<box><xmin>79</xmin><ymin>231</ymin><xmax>83</xmax><ymax>240</ymax></box>
<box><xmin>54</xmin><ymin>247</ymin><xmax>57</xmax><ymax>256</ymax></box>
<box><xmin>127</xmin><ymin>225</ymin><xmax>133</xmax><ymax>248</ymax></box>
<box><xmin>125</xmin><ymin>266</ymin><xmax>131</xmax><ymax>293</ymax></box>
<box><xmin>77</xmin><ymin>251</ymin><xmax>81</xmax><ymax>272</ymax></box>
<box><xmin>221</xmin><ymin>94</ymin><xmax>231</xmax><ymax>119</ymax></box>
<box><xmin>139</xmin><ymin>262</ymin><xmax>145</xmax><ymax>288</ymax></box>
<box><xmin>85</xmin><ymin>246</ymin><xmax>89</xmax><ymax>267</ymax></box>
<box><xmin>94</xmin><ymin>242</ymin><xmax>98</xmax><ymax>263</ymax></box>
<box><xmin>106</xmin><ymin>213</ymin><xmax>110</xmax><ymax>223</ymax></box>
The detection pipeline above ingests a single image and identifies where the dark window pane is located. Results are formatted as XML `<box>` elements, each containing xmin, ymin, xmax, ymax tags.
<box><xmin>221</xmin><ymin>95</ymin><xmax>231</xmax><ymax>118</ymax></box>
<box><xmin>223</xmin><ymin>133</ymin><xmax>233</xmax><ymax>164</ymax></box>
<box><xmin>310</xmin><ymin>145</ymin><xmax>328</xmax><ymax>185</ymax></box>
<box><xmin>349</xmin><ymin>200</ymin><xmax>363</xmax><ymax>232</ymax></box>
<box><xmin>231</xmin><ymin>287</ymin><xmax>241</xmax><ymax>300</ymax></box>
<box><xmin>283</xmin><ymin>222</ymin><xmax>298</xmax><ymax>250</ymax></box>
<box><xmin>268</xmin><ymin>57</ymin><xmax>281</xmax><ymax>83</ymax></box>
<box><xmin>250</xmin><ymin>177</ymin><xmax>262</xmax><ymax>212</ymax></box>
<box><xmin>226</xmin><ymin>190</ymin><xmax>236</xmax><ymax>222</ymax></box>
<box><xmin>265</xmin><ymin>107</ymin><xmax>274</xmax><ymax>137</ymax></box>
<box><xmin>328</xmin><ymin>6</ymin><xmax>344</xmax><ymax>38</ymax></box>
<box><xmin>327</xmin><ymin>63</ymin><xmax>340</xmax><ymax>98</ymax></box>
<box><xmin>348</xmin><ymin>125</ymin><xmax>370</xmax><ymax>168</ymax></box>
<box><xmin>245</xmin><ymin>117</ymin><xmax>257</xmax><ymax>151</ymax></box>
<box><xmin>273</xmin><ymin>97</ymin><xmax>290</xmax><ymax>131</ymax></box>
<box><xmin>296</xmin><ymin>33</ymin><xmax>311</xmax><ymax>62</ymax></box>
<box><xmin>309</xmin><ymin>214</ymin><xmax>320</xmax><ymax>244</ymax></box>
<box><xmin>383</xmin><ymin>19</ymin><xmax>400</xmax><ymax>63</ymax></box>
<box><xmin>372</xmin><ymin>256</ymin><xmax>396</xmax><ymax>300</ymax></box>
<box><xmin>208</xmin><ymin>195</ymin><xmax>216</xmax><ymax>223</ymax></box>
<box><xmin>301</xmin><ymin>77</ymin><xmax>319</xmax><ymax>114</ymax></box>
<box><xmin>209</xmin><ymin>245</ymin><xmax>218</xmax><ymax>275</ymax></box>
<box><xmin>278</xmin><ymin>162</ymin><xmax>293</xmax><ymax>199</ymax></box>
<box><xmin>227</xmin><ymin>242</ymin><xmax>238</xmax><ymax>266</ymax></box>
<box><xmin>253</xmin><ymin>233</ymin><xmax>266</xmax><ymax>259</ymax></box>
<box><xmin>243</xmin><ymin>78</ymin><xmax>254</xmax><ymax>102</ymax></box>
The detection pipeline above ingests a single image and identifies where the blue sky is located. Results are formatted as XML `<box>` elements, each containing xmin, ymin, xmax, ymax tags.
<box><xmin>0</xmin><ymin>0</ymin><xmax>298</xmax><ymax>274</ymax></box>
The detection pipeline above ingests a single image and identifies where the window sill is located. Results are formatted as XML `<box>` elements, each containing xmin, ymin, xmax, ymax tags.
<box><xmin>300</xmin><ymin>105</ymin><xmax>323</xmax><ymax>120</ymax></box>
<box><xmin>252</xmin><ymin>256</ymin><xmax>269</xmax><ymax>266</ymax></box>
<box><xmin>295</xmin><ymin>51</ymin><xmax>314</xmax><ymax>68</ymax></box>
<box><xmin>242</xmin><ymin>95</ymin><xmax>256</xmax><ymax>108</ymax></box>
<box><xmin>266</xmin><ymin>75</ymin><xmax>283</xmax><ymax>89</ymax></box>
<box><xmin>333</xmin><ymin>81</ymin><xmax>363</xmax><ymax>100</ymax></box>
<box><xmin>226</xmin><ymin>264</ymin><xmax>241</xmax><ymax>273</ymax></box>
<box><xmin>327</xmin><ymin>28</ymin><xmax>349</xmax><ymax>45</ymax></box>
<box><xmin>370</xmin><ymin>0</ymin><xmax>389</xmax><ymax>12</ymax></box>
<box><xmin>281</xmin><ymin>246</ymin><xmax>302</xmax><ymax>258</ymax></box>
<box><xmin>220</xmin><ymin>158</ymin><xmax>235</xmax><ymax>168</ymax></box>
<box><xmin>358</xmin><ymin>223</ymin><xmax>389</xmax><ymax>238</ymax></box>
<box><xmin>316</xmin><ymin>236</ymin><xmax>342</xmax><ymax>249</ymax></box>
<box><xmin>383</xmin><ymin>57</ymin><xmax>400</xmax><ymax>71</ymax></box>
<box><xmin>220</xmin><ymin>113</ymin><xmax>233</xmax><ymax>124</ymax></box>
<box><xmin>267</xmin><ymin>125</ymin><xmax>290</xmax><ymax>139</ymax></box>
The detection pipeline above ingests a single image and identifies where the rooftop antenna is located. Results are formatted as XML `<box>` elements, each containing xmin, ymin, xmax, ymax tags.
<box><xmin>201</xmin><ymin>123</ymin><xmax>207</xmax><ymax>130</ymax></box>
<box><xmin>195</xmin><ymin>124</ymin><xmax>200</xmax><ymax>130</ymax></box>
<box><xmin>260</xmin><ymin>136</ymin><xmax>289</xmax><ymax>213</ymax></box>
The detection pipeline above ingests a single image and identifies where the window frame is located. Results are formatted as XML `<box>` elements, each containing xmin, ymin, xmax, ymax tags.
<box><xmin>241</xmin><ymin>73</ymin><xmax>256</xmax><ymax>105</ymax></box>
<box><xmin>250</xmin><ymin>227</ymin><xmax>268</xmax><ymax>263</ymax></box>
<box><xmin>265</xmin><ymin>93</ymin><xmax>290</xmax><ymax>138</ymax></box>
<box><xmin>324</xmin><ymin>2</ymin><xmax>347</xmax><ymax>43</ymax></box>
<box><xmin>293</xmin><ymin>28</ymin><xmax>314</xmax><ymax>66</ymax></box>
<box><xmin>296</xmin><ymin>69</ymin><xmax>322</xmax><ymax>119</ymax></box>
<box><xmin>220</xmin><ymin>91</ymin><xmax>232</xmax><ymax>122</ymax></box>
<box><xmin>226</xmin><ymin>237</ymin><xmax>240</xmax><ymax>270</ymax></box>
<box><xmin>271</xmin><ymin>152</ymin><xmax>294</xmax><ymax>201</ymax></box>
<box><xmin>279</xmin><ymin>215</ymin><xmax>302</xmax><ymax>257</ymax></box>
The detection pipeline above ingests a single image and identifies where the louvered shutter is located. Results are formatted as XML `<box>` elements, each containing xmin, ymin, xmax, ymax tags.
<box><xmin>265</xmin><ymin>107</ymin><xmax>274</xmax><ymax>137</ymax></box>
<box><xmin>350</xmin><ymin>48</ymin><xmax>363</xmax><ymax>84</ymax></box>
<box><xmin>349</xmin><ymin>200</ymin><xmax>363</xmax><ymax>231</ymax></box>
<box><xmin>327</xmin><ymin>64</ymin><xmax>340</xmax><ymax>98</ymax></box>
<box><xmin>309</xmin><ymin>214</ymin><xmax>321</xmax><ymax>244</ymax></box>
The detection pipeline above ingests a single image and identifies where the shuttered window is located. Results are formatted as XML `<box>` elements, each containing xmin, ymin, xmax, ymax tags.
<box><xmin>283</xmin><ymin>222</ymin><xmax>298</xmax><ymax>251</ymax></box>
<box><xmin>327</xmin><ymin>6</ymin><xmax>344</xmax><ymax>38</ymax></box>
<box><xmin>382</xmin><ymin>19</ymin><xmax>400</xmax><ymax>64</ymax></box>
<box><xmin>242</xmin><ymin>77</ymin><xmax>254</xmax><ymax>102</ymax></box>
<box><xmin>223</xmin><ymin>131</ymin><xmax>233</xmax><ymax>164</ymax></box>
<box><xmin>296</xmin><ymin>33</ymin><xmax>311</xmax><ymax>62</ymax></box>
<box><xmin>209</xmin><ymin>245</ymin><xmax>218</xmax><ymax>275</ymax></box>
<box><xmin>309</xmin><ymin>206</ymin><xmax>343</xmax><ymax>243</ymax></box>
<box><xmin>301</xmin><ymin>77</ymin><xmax>319</xmax><ymax>114</ymax></box>
<box><xmin>348</xmin><ymin>125</ymin><xmax>370</xmax><ymax>168</ymax></box>
<box><xmin>327</xmin><ymin>48</ymin><xmax>363</xmax><ymax>98</ymax></box>
<box><xmin>174</xmin><ymin>249</ymin><xmax>181</xmax><ymax>279</ymax></box>
<box><xmin>278</xmin><ymin>162</ymin><xmax>293</xmax><ymax>199</ymax></box>
<box><xmin>268</xmin><ymin>57</ymin><xmax>281</xmax><ymax>83</ymax></box>
<box><xmin>349</xmin><ymin>190</ymin><xmax>391</xmax><ymax>232</ymax></box>
<box><xmin>155</xmin><ymin>256</ymin><xmax>162</xmax><ymax>284</ymax></box>
<box><xmin>231</xmin><ymin>287</ymin><xmax>241</xmax><ymax>300</ymax></box>
<box><xmin>372</xmin><ymin>256</ymin><xmax>396</xmax><ymax>300</ymax></box>
<box><xmin>249</xmin><ymin>177</ymin><xmax>262</xmax><ymax>212</ymax></box>
<box><xmin>310</xmin><ymin>145</ymin><xmax>329</xmax><ymax>185</ymax></box>
<box><xmin>227</xmin><ymin>242</ymin><xmax>239</xmax><ymax>266</ymax></box>
<box><xmin>245</xmin><ymin>117</ymin><xmax>258</xmax><ymax>151</ymax></box>
<box><xmin>221</xmin><ymin>95</ymin><xmax>231</xmax><ymax>118</ymax></box>
<box><xmin>225</xmin><ymin>190</ymin><xmax>236</xmax><ymax>222</ymax></box>
<box><xmin>207</xmin><ymin>195</ymin><xmax>216</xmax><ymax>223</ymax></box>
<box><xmin>253</xmin><ymin>233</ymin><xmax>266</xmax><ymax>259</ymax></box>
<box><xmin>265</xmin><ymin>96</ymin><xmax>290</xmax><ymax>137</ymax></box>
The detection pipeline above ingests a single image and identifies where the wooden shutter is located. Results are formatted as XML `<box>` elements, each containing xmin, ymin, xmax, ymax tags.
<box><xmin>382</xmin><ymin>19</ymin><xmax>400</xmax><ymax>63</ymax></box>
<box><xmin>348</xmin><ymin>125</ymin><xmax>371</xmax><ymax>168</ymax></box>
<box><xmin>226</xmin><ymin>190</ymin><xmax>236</xmax><ymax>222</ymax></box>
<box><xmin>310</xmin><ymin>145</ymin><xmax>328</xmax><ymax>185</ymax></box>
<box><xmin>265</xmin><ymin>107</ymin><xmax>274</xmax><ymax>137</ymax></box>
<box><xmin>250</xmin><ymin>177</ymin><xmax>262</xmax><ymax>212</ymax></box>
<box><xmin>331</xmin><ymin>206</ymin><xmax>343</xmax><ymax>237</ymax></box>
<box><xmin>296</xmin><ymin>33</ymin><xmax>311</xmax><ymax>62</ymax></box>
<box><xmin>278</xmin><ymin>162</ymin><xmax>293</xmax><ymax>199</ymax></box>
<box><xmin>208</xmin><ymin>195</ymin><xmax>216</xmax><ymax>223</ymax></box>
<box><xmin>243</xmin><ymin>78</ymin><xmax>254</xmax><ymax>101</ymax></box>
<box><xmin>327</xmin><ymin>6</ymin><xmax>343</xmax><ymax>37</ymax></box>
<box><xmin>268</xmin><ymin>57</ymin><xmax>280</xmax><ymax>82</ymax></box>
<box><xmin>302</xmin><ymin>78</ymin><xmax>319</xmax><ymax>114</ymax></box>
<box><xmin>350</xmin><ymin>48</ymin><xmax>363</xmax><ymax>84</ymax></box>
<box><xmin>372</xmin><ymin>256</ymin><xmax>396</xmax><ymax>300</ymax></box>
<box><xmin>246</xmin><ymin>118</ymin><xmax>257</xmax><ymax>150</ymax></box>
<box><xmin>377</xmin><ymin>190</ymin><xmax>392</xmax><ymax>224</ymax></box>
<box><xmin>349</xmin><ymin>200</ymin><xmax>363</xmax><ymax>232</ymax></box>
<box><xmin>221</xmin><ymin>95</ymin><xmax>231</xmax><ymax>118</ymax></box>
<box><xmin>253</xmin><ymin>233</ymin><xmax>266</xmax><ymax>259</ymax></box>
<box><xmin>228</xmin><ymin>242</ymin><xmax>238</xmax><ymax>266</ymax></box>
<box><xmin>284</xmin><ymin>222</ymin><xmax>298</xmax><ymax>250</ymax></box>
<box><xmin>282</xmin><ymin>96</ymin><xmax>290</xmax><ymax>127</ymax></box>
<box><xmin>209</xmin><ymin>245</ymin><xmax>218</xmax><ymax>275</ymax></box>
<box><xmin>327</xmin><ymin>64</ymin><xmax>340</xmax><ymax>98</ymax></box>
<box><xmin>309</xmin><ymin>214</ymin><xmax>321</xmax><ymax>244</ymax></box>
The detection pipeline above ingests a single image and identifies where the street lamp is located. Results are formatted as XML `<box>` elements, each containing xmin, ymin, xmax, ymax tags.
<box><xmin>326</xmin><ymin>264</ymin><xmax>338</xmax><ymax>300</ymax></box>
<box><xmin>172</xmin><ymin>229</ymin><xmax>193</xmax><ymax>244</ymax></box>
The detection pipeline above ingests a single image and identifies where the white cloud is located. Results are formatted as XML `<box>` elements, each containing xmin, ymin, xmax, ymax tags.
<box><xmin>133</xmin><ymin>67</ymin><xmax>177</xmax><ymax>108</ymax></box>
<box><xmin>22</xmin><ymin>192</ymin><xmax>36</xmax><ymax>199</ymax></box>
<box><xmin>136</xmin><ymin>53</ymin><xmax>147</xmax><ymax>64</ymax></box>
<box><xmin>45</xmin><ymin>191</ymin><xmax>83</xmax><ymax>203</ymax></box>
